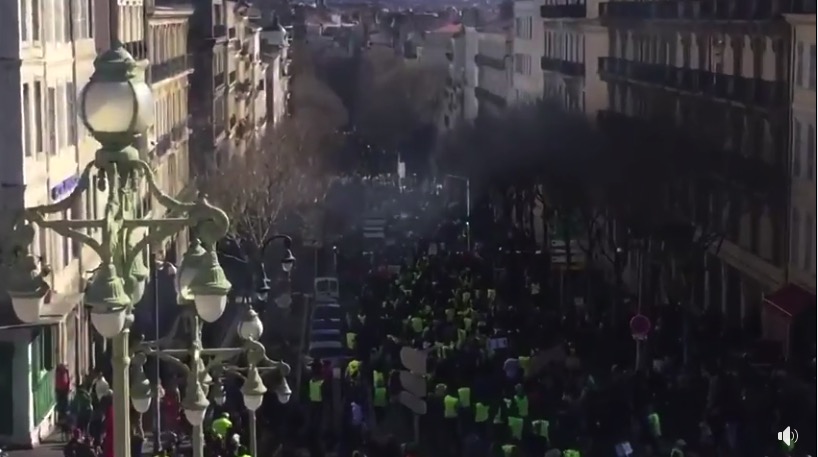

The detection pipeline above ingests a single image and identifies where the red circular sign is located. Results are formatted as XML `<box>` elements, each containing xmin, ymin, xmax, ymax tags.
<box><xmin>629</xmin><ymin>314</ymin><xmax>651</xmax><ymax>339</ymax></box>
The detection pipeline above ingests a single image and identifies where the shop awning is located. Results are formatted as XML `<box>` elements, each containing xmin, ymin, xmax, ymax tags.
<box><xmin>764</xmin><ymin>284</ymin><xmax>815</xmax><ymax>317</ymax></box>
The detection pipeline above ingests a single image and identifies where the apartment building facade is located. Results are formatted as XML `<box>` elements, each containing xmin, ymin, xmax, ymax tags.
<box><xmin>146</xmin><ymin>3</ymin><xmax>194</xmax><ymax>240</ymax></box>
<box><xmin>261</xmin><ymin>19</ymin><xmax>292</xmax><ymax>127</ymax></box>
<box><xmin>189</xmin><ymin>0</ymin><xmax>231</xmax><ymax>170</ymax></box>
<box><xmin>540</xmin><ymin>0</ymin><xmax>608</xmax><ymax>118</ymax></box>
<box><xmin>595</xmin><ymin>0</ymin><xmax>815</xmax><ymax>345</ymax></box>
<box><xmin>0</xmin><ymin>0</ymin><xmax>99</xmax><ymax>445</ymax></box>
<box><xmin>474</xmin><ymin>23</ymin><xmax>513</xmax><ymax>119</ymax></box>
<box><xmin>439</xmin><ymin>26</ymin><xmax>479</xmax><ymax>133</ymax></box>
<box><xmin>785</xmin><ymin>12</ymin><xmax>816</xmax><ymax>294</ymax></box>
<box><xmin>512</xmin><ymin>0</ymin><xmax>544</xmax><ymax>102</ymax></box>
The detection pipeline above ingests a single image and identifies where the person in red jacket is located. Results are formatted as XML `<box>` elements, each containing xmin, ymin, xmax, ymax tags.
<box><xmin>55</xmin><ymin>363</ymin><xmax>71</xmax><ymax>424</ymax></box>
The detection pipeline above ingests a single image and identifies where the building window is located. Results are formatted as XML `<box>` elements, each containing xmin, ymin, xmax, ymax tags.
<box><xmin>796</xmin><ymin>42</ymin><xmax>804</xmax><ymax>87</ymax></box>
<box><xmin>804</xmin><ymin>213</ymin><xmax>813</xmax><ymax>271</ymax></box>
<box><xmin>86</xmin><ymin>0</ymin><xmax>93</xmax><ymax>38</ymax></box>
<box><xmin>793</xmin><ymin>120</ymin><xmax>802</xmax><ymax>177</ymax></box>
<box><xmin>810</xmin><ymin>45</ymin><xmax>817</xmax><ymax>90</ymax></box>
<box><xmin>66</xmin><ymin>82</ymin><xmax>77</xmax><ymax>143</ymax></box>
<box><xmin>23</xmin><ymin>83</ymin><xmax>32</xmax><ymax>157</ymax></box>
<box><xmin>57</xmin><ymin>84</ymin><xmax>67</xmax><ymax>148</ymax></box>
<box><xmin>32</xmin><ymin>0</ymin><xmax>40</xmax><ymax>41</ymax></box>
<box><xmin>808</xmin><ymin>124</ymin><xmax>815</xmax><ymax>180</ymax></box>
<box><xmin>21</xmin><ymin>0</ymin><xmax>29</xmax><ymax>41</ymax></box>
<box><xmin>47</xmin><ymin>87</ymin><xmax>56</xmax><ymax>155</ymax></box>
<box><xmin>63</xmin><ymin>0</ymin><xmax>71</xmax><ymax>41</ymax></box>
<box><xmin>34</xmin><ymin>81</ymin><xmax>43</xmax><ymax>154</ymax></box>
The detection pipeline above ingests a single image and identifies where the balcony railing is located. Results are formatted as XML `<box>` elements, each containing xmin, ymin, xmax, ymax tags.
<box><xmin>474</xmin><ymin>54</ymin><xmax>506</xmax><ymax>70</ymax></box>
<box><xmin>474</xmin><ymin>87</ymin><xmax>507</xmax><ymax>108</ymax></box>
<box><xmin>149</xmin><ymin>54</ymin><xmax>192</xmax><ymax>84</ymax></box>
<box><xmin>228</xmin><ymin>70</ymin><xmax>237</xmax><ymax>85</ymax></box>
<box><xmin>599</xmin><ymin>0</ymin><xmax>813</xmax><ymax>21</ymax></box>
<box><xmin>597</xmin><ymin>57</ymin><xmax>786</xmax><ymax>108</ymax></box>
<box><xmin>214</xmin><ymin>72</ymin><xmax>225</xmax><ymax>88</ymax></box>
<box><xmin>228</xmin><ymin>27</ymin><xmax>237</xmax><ymax>39</ymax></box>
<box><xmin>214</xmin><ymin>25</ymin><xmax>227</xmax><ymax>37</ymax></box>
<box><xmin>540</xmin><ymin>57</ymin><xmax>585</xmax><ymax>77</ymax></box>
<box><xmin>540</xmin><ymin>3</ymin><xmax>586</xmax><ymax>18</ymax></box>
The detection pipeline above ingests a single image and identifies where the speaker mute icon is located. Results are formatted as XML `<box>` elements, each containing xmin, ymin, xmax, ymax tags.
<box><xmin>778</xmin><ymin>426</ymin><xmax>799</xmax><ymax>446</ymax></box>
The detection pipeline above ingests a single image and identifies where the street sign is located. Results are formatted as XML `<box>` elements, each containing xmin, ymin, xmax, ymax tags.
<box><xmin>629</xmin><ymin>314</ymin><xmax>651</xmax><ymax>340</ymax></box>
<box><xmin>399</xmin><ymin>371</ymin><xmax>427</xmax><ymax>397</ymax></box>
<box><xmin>400</xmin><ymin>346</ymin><xmax>428</xmax><ymax>375</ymax></box>
<box><xmin>398</xmin><ymin>391</ymin><xmax>427</xmax><ymax>415</ymax></box>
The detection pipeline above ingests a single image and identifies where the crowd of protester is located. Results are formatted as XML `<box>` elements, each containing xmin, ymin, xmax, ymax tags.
<box><xmin>299</xmin><ymin>185</ymin><xmax>815</xmax><ymax>457</ymax></box>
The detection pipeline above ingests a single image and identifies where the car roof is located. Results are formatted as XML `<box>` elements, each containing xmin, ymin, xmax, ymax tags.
<box><xmin>309</xmin><ymin>341</ymin><xmax>344</xmax><ymax>350</ymax></box>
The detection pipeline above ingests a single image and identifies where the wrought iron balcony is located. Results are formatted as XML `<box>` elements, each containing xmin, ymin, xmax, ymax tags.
<box><xmin>598</xmin><ymin>57</ymin><xmax>786</xmax><ymax>109</ymax></box>
<box><xmin>171</xmin><ymin>122</ymin><xmax>188</xmax><ymax>143</ymax></box>
<box><xmin>599</xmin><ymin>0</ymin><xmax>812</xmax><ymax>21</ymax></box>
<box><xmin>214</xmin><ymin>72</ymin><xmax>225</xmax><ymax>88</ymax></box>
<box><xmin>474</xmin><ymin>87</ymin><xmax>507</xmax><ymax>108</ymax></box>
<box><xmin>474</xmin><ymin>54</ymin><xmax>506</xmax><ymax>70</ymax></box>
<box><xmin>214</xmin><ymin>25</ymin><xmax>227</xmax><ymax>37</ymax></box>
<box><xmin>149</xmin><ymin>54</ymin><xmax>192</xmax><ymax>84</ymax></box>
<box><xmin>228</xmin><ymin>27</ymin><xmax>237</xmax><ymax>39</ymax></box>
<box><xmin>540</xmin><ymin>57</ymin><xmax>585</xmax><ymax>77</ymax></box>
<box><xmin>228</xmin><ymin>70</ymin><xmax>237</xmax><ymax>85</ymax></box>
<box><xmin>540</xmin><ymin>3</ymin><xmax>586</xmax><ymax>18</ymax></box>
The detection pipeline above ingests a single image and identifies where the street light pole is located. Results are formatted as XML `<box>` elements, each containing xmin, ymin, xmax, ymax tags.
<box><xmin>130</xmin><ymin>306</ymin><xmax>292</xmax><ymax>457</ymax></box>
<box><xmin>446</xmin><ymin>174</ymin><xmax>471</xmax><ymax>251</ymax></box>
<box><xmin>2</xmin><ymin>46</ymin><xmax>234</xmax><ymax>457</ymax></box>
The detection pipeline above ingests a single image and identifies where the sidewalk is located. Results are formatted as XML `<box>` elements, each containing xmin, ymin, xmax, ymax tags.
<box><xmin>6</xmin><ymin>432</ymin><xmax>65</xmax><ymax>457</ymax></box>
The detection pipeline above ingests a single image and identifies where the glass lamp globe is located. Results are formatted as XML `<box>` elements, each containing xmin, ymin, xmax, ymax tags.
<box><xmin>81</xmin><ymin>47</ymin><xmax>154</xmax><ymax>135</ymax></box>
<box><xmin>90</xmin><ymin>308</ymin><xmax>128</xmax><ymax>338</ymax></box>
<box><xmin>238</xmin><ymin>309</ymin><xmax>264</xmax><ymax>341</ymax></box>
<box><xmin>132</xmin><ymin>395</ymin><xmax>152</xmax><ymax>414</ymax></box>
<box><xmin>281</xmin><ymin>250</ymin><xmax>296</xmax><ymax>272</ymax></box>
<box><xmin>184</xmin><ymin>407</ymin><xmax>208</xmax><ymax>427</ymax></box>
<box><xmin>276</xmin><ymin>380</ymin><xmax>292</xmax><ymax>404</ymax></box>
<box><xmin>194</xmin><ymin>294</ymin><xmax>228</xmax><ymax>323</ymax></box>
<box><xmin>242</xmin><ymin>393</ymin><xmax>264</xmax><ymax>412</ymax></box>
<box><xmin>11</xmin><ymin>296</ymin><xmax>45</xmax><ymax>324</ymax></box>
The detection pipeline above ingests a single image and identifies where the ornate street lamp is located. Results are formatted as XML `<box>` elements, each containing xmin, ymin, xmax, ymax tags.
<box><xmin>129</xmin><ymin>308</ymin><xmax>290</xmax><ymax>457</ymax></box>
<box><xmin>1</xmin><ymin>46</ymin><xmax>232</xmax><ymax>457</ymax></box>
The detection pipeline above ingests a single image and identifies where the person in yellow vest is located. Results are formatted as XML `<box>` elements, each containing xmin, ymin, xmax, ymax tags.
<box><xmin>563</xmin><ymin>448</ymin><xmax>581</xmax><ymax>457</ymax></box>
<box><xmin>345</xmin><ymin>359</ymin><xmax>361</xmax><ymax>380</ymax></box>
<box><xmin>500</xmin><ymin>443</ymin><xmax>518</xmax><ymax>457</ymax></box>
<box><xmin>211</xmin><ymin>412</ymin><xmax>232</xmax><ymax>441</ymax></box>
<box><xmin>442</xmin><ymin>390</ymin><xmax>461</xmax><ymax>455</ymax></box>
<box><xmin>372</xmin><ymin>379</ymin><xmax>388</xmax><ymax>423</ymax></box>
<box><xmin>308</xmin><ymin>376</ymin><xmax>325</xmax><ymax>426</ymax></box>
<box><xmin>513</xmin><ymin>384</ymin><xmax>529</xmax><ymax>418</ymax></box>
<box><xmin>529</xmin><ymin>419</ymin><xmax>551</xmax><ymax>456</ymax></box>
<box><xmin>518</xmin><ymin>353</ymin><xmax>531</xmax><ymax>379</ymax></box>
<box><xmin>473</xmin><ymin>401</ymin><xmax>490</xmax><ymax>435</ymax></box>
<box><xmin>236</xmin><ymin>444</ymin><xmax>251</xmax><ymax>457</ymax></box>
<box><xmin>346</xmin><ymin>332</ymin><xmax>357</xmax><ymax>351</ymax></box>
<box><xmin>507</xmin><ymin>415</ymin><xmax>524</xmax><ymax>441</ymax></box>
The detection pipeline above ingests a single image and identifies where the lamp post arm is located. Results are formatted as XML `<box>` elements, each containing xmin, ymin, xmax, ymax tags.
<box><xmin>121</xmin><ymin>160</ymin><xmax>231</xmax><ymax>274</ymax></box>
<box><xmin>14</xmin><ymin>162</ymin><xmax>105</xmax><ymax>258</ymax></box>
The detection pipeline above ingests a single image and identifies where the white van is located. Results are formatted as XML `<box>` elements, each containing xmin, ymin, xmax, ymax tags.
<box><xmin>314</xmin><ymin>276</ymin><xmax>340</xmax><ymax>302</ymax></box>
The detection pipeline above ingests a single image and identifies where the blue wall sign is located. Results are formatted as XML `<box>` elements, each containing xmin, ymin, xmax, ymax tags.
<box><xmin>50</xmin><ymin>174</ymin><xmax>80</xmax><ymax>202</ymax></box>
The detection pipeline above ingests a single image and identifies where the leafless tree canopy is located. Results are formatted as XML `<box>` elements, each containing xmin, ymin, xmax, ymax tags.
<box><xmin>201</xmin><ymin>52</ymin><xmax>348</xmax><ymax>248</ymax></box>
<box><xmin>354</xmin><ymin>48</ymin><xmax>447</xmax><ymax>150</ymax></box>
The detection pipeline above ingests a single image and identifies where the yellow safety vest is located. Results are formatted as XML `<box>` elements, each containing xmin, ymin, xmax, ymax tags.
<box><xmin>346</xmin><ymin>332</ymin><xmax>357</xmax><ymax>349</ymax></box>
<box><xmin>501</xmin><ymin>444</ymin><xmax>516</xmax><ymax>457</ymax></box>
<box><xmin>309</xmin><ymin>379</ymin><xmax>324</xmax><ymax>402</ymax></box>
<box><xmin>411</xmin><ymin>317</ymin><xmax>423</xmax><ymax>333</ymax></box>
<box><xmin>531</xmin><ymin>419</ymin><xmax>550</xmax><ymax>442</ymax></box>
<box><xmin>474</xmin><ymin>402</ymin><xmax>489</xmax><ymax>423</ymax></box>
<box><xmin>647</xmin><ymin>412</ymin><xmax>662</xmax><ymax>437</ymax></box>
<box><xmin>346</xmin><ymin>360</ymin><xmax>361</xmax><ymax>378</ymax></box>
<box><xmin>373</xmin><ymin>370</ymin><xmax>384</xmax><ymax>387</ymax></box>
<box><xmin>373</xmin><ymin>387</ymin><xmax>387</xmax><ymax>407</ymax></box>
<box><xmin>463</xmin><ymin>317</ymin><xmax>473</xmax><ymax>331</ymax></box>
<box><xmin>507</xmin><ymin>416</ymin><xmax>523</xmax><ymax>440</ymax></box>
<box><xmin>564</xmin><ymin>450</ymin><xmax>581</xmax><ymax>457</ymax></box>
<box><xmin>515</xmin><ymin>395</ymin><xmax>529</xmax><ymax>417</ymax></box>
<box><xmin>457</xmin><ymin>387</ymin><xmax>471</xmax><ymax>408</ymax></box>
<box><xmin>211</xmin><ymin>417</ymin><xmax>232</xmax><ymax>437</ymax></box>
<box><xmin>443</xmin><ymin>395</ymin><xmax>459</xmax><ymax>418</ymax></box>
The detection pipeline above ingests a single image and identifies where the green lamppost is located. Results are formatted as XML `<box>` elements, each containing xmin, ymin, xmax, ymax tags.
<box><xmin>2</xmin><ymin>46</ymin><xmax>232</xmax><ymax>457</ymax></box>
<box><xmin>129</xmin><ymin>305</ymin><xmax>292</xmax><ymax>457</ymax></box>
